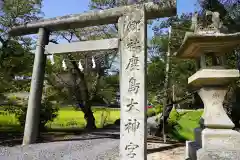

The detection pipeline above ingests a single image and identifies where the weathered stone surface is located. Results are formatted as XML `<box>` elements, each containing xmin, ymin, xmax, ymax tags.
<box><xmin>202</xmin><ymin>129</ymin><xmax>240</xmax><ymax>150</ymax></box>
<box><xmin>197</xmin><ymin>148</ymin><xmax>240</xmax><ymax>160</ymax></box>
<box><xmin>188</xmin><ymin>69</ymin><xmax>239</xmax><ymax>88</ymax></box>
<box><xmin>175</xmin><ymin>32</ymin><xmax>240</xmax><ymax>59</ymax></box>
<box><xmin>118</xmin><ymin>6</ymin><xmax>147</xmax><ymax>160</ymax></box>
<box><xmin>147</xmin><ymin>114</ymin><xmax>161</xmax><ymax>136</ymax></box>
<box><xmin>198</xmin><ymin>87</ymin><xmax>235</xmax><ymax>129</ymax></box>
<box><xmin>43</xmin><ymin>38</ymin><xmax>119</xmax><ymax>55</ymax></box>
<box><xmin>9</xmin><ymin>1</ymin><xmax>176</xmax><ymax>36</ymax></box>
<box><xmin>23</xmin><ymin>28</ymin><xmax>49</xmax><ymax>145</ymax></box>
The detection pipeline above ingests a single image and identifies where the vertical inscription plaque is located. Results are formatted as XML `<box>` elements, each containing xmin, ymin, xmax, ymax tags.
<box><xmin>118</xmin><ymin>6</ymin><xmax>147</xmax><ymax>160</ymax></box>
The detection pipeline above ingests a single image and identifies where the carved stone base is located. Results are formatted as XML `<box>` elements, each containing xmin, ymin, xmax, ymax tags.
<box><xmin>198</xmin><ymin>87</ymin><xmax>234</xmax><ymax>129</ymax></box>
<box><xmin>197</xmin><ymin>148</ymin><xmax>240</xmax><ymax>160</ymax></box>
<box><xmin>202</xmin><ymin>128</ymin><xmax>240</xmax><ymax>149</ymax></box>
<box><xmin>185</xmin><ymin>128</ymin><xmax>240</xmax><ymax>160</ymax></box>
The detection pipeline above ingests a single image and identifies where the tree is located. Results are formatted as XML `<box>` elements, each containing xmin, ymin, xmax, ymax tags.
<box><xmin>44</xmin><ymin>0</ymin><xmax>157</xmax><ymax>129</ymax></box>
<box><xmin>147</xmin><ymin>56</ymin><xmax>165</xmax><ymax>93</ymax></box>
<box><xmin>0</xmin><ymin>0</ymin><xmax>43</xmax><ymax>93</ymax></box>
<box><xmin>0</xmin><ymin>1</ymin><xmax>61</xmax><ymax>135</ymax></box>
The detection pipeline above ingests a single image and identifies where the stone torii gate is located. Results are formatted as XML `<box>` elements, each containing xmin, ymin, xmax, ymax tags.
<box><xmin>9</xmin><ymin>1</ymin><xmax>176</xmax><ymax>159</ymax></box>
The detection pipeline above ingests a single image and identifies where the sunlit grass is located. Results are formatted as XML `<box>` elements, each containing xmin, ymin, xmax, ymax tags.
<box><xmin>169</xmin><ymin>109</ymin><xmax>203</xmax><ymax>140</ymax></box>
<box><xmin>0</xmin><ymin>106</ymin><xmax>203</xmax><ymax>141</ymax></box>
<box><xmin>0</xmin><ymin>107</ymin><xmax>120</xmax><ymax>130</ymax></box>
<box><xmin>0</xmin><ymin>112</ymin><xmax>19</xmax><ymax>126</ymax></box>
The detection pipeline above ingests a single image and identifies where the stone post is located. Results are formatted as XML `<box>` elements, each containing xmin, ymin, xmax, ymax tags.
<box><xmin>118</xmin><ymin>6</ymin><xmax>147</xmax><ymax>160</ymax></box>
<box><xmin>22</xmin><ymin>28</ymin><xmax>49</xmax><ymax>145</ymax></box>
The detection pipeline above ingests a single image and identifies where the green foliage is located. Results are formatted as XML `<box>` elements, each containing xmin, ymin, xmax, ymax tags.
<box><xmin>150</xmin><ymin>12</ymin><xmax>196</xmax><ymax>101</ymax></box>
<box><xmin>168</xmin><ymin>109</ymin><xmax>203</xmax><ymax>140</ymax></box>
<box><xmin>168</xmin><ymin>108</ymin><xmax>182</xmax><ymax>127</ymax></box>
<box><xmin>4</xmin><ymin>97</ymin><xmax>59</xmax><ymax>130</ymax></box>
<box><xmin>147</xmin><ymin>108</ymin><xmax>156</xmax><ymax>117</ymax></box>
<box><xmin>155</xmin><ymin>104</ymin><xmax>163</xmax><ymax>114</ymax></box>
<box><xmin>38</xmin><ymin>100</ymin><xmax>59</xmax><ymax>130</ymax></box>
<box><xmin>147</xmin><ymin>56</ymin><xmax>165</xmax><ymax>92</ymax></box>
<box><xmin>98</xmin><ymin>74</ymin><xmax>119</xmax><ymax>103</ymax></box>
<box><xmin>147</xmin><ymin>104</ymin><xmax>162</xmax><ymax>117</ymax></box>
<box><xmin>0</xmin><ymin>0</ymin><xmax>43</xmax><ymax>93</ymax></box>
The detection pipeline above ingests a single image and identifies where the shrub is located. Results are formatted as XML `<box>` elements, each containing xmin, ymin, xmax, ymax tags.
<box><xmin>147</xmin><ymin>104</ymin><xmax>163</xmax><ymax>117</ymax></box>
<box><xmin>5</xmin><ymin>97</ymin><xmax>59</xmax><ymax>131</ymax></box>
<box><xmin>155</xmin><ymin>104</ymin><xmax>163</xmax><ymax>114</ymax></box>
<box><xmin>147</xmin><ymin>108</ymin><xmax>156</xmax><ymax>117</ymax></box>
<box><xmin>168</xmin><ymin>108</ymin><xmax>184</xmax><ymax>128</ymax></box>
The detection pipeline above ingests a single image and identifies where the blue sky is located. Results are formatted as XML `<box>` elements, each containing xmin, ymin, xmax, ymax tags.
<box><xmin>42</xmin><ymin>0</ymin><xmax>197</xmax><ymax>18</ymax></box>
<box><xmin>41</xmin><ymin>0</ymin><xmax>197</xmax><ymax>39</ymax></box>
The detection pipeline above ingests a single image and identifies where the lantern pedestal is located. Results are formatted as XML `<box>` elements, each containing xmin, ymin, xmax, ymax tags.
<box><xmin>185</xmin><ymin>70</ymin><xmax>240</xmax><ymax>160</ymax></box>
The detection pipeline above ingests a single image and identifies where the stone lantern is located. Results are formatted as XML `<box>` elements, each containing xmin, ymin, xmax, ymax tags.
<box><xmin>175</xmin><ymin>11</ymin><xmax>240</xmax><ymax>160</ymax></box>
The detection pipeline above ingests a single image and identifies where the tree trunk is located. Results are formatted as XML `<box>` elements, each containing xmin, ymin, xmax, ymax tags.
<box><xmin>76</xmin><ymin>100</ymin><xmax>97</xmax><ymax>130</ymax></box>
<box><xmin>68</xmin><ymin>55</ymin><xmax>98</xmax><ymax>130</ymax></box>
<box><xmin>76</xmin><ymin>98</ymin><xmax>97</xmax><ymax>130</ymax></box>
<box><xmin>156</xmin><ymin>98</ymin><xmax>173</xmax><ymax>136</ymax></box>
<box><xmin>84</xmin><ymin>105</ymin><xmax>96</xmax><ymax>130</ymax></box>
<box><xmin>160</xmin><ymin>26</ymin><xmax>172</xmax><ymax>142</ymax></box>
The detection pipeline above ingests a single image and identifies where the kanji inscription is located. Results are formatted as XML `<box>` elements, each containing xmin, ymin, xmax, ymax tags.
<box><xmin>125</xmin><ymin>33</ymin><xmax>143</xmax><ymax>53</ymax></box>
<box><xmin>122</xmin><ymin>8</ymin><xmax>144</xmax><ymax>53</ymax></box>
<box><xmin>125</xmin><ymin>20</ymin><xmax>141</xmax><ymax>33</ymax></box>
<box><xmin>126</xmin><ymin>55</ymin><xmax>140</xmax><ymax>71</ymax></box>
<box><xmin>126</xmin><ymin>98</ymin><xmax>139</xmax><ymax>112</ymax></box>
<box><xmin>119</xmin><ymin>6</ymin><xmax>147</xmax><ymax>160</ymax></box>
<box><xmin>212</xmin><ymin>92</ymin><xmax>221</xmax><ymax>106</ymax></box>
<box><xmin>128</xmin><ymin>77</ymin><xmax>140</xmax><ymax>94</ymax></box>
<box><xmin>125</xmin><ymin>142</ymin><xmax>139</xmax><ymax>158</ymax></box>
<box><xmin>125</xmin><ymin>118</ymin><xmax>140</xmax><ymax>134</ymax></box>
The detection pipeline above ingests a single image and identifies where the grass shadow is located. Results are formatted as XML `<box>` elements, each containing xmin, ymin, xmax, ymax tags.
<box><xmin>0</xmin><ymin>124</ymin><xmax>120</xmax><ymax>147</ymax></box>
<box><xmin>147</xmin><ymin>143</ymin><xmax>185</xmax><ymax>154</ymax></box>
<box><xmin>0</xmin><ymin>125</ymin><xmax>24</xmax><ymax>146</ymax></box>
<box><xmin>47</xmin><ymin>132</ymin><xmax>120</xmax><ymax>143</ymax></box>
<box><xmin>147</xmin><ymin>136</ymin><xmax>180</xmax><ymax>144</ymax></box>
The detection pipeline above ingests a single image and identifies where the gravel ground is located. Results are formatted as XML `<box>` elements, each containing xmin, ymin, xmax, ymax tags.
<box><xmin>147</xmin><ymin>145</ymin><xmax>185</xmax><ymax>160</ymax></box>
<box><xmin>0</xmin><ymin>129</ymin><xmax>185</xmax><ymax>160</ymax></box>
<box><xmin>0</xmin><ymin>136</ymin><xmax>120</xmax><ymax>160</ymax></box>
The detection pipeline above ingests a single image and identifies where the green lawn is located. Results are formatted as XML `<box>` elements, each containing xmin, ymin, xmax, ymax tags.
<box><xmin>0</xmin><ymin>106</ymin><xmax>203</xmax><ymax>141</ymax></box>
<box><xmin>0</xmin><ymin>107</ymin><xmax>120</xmax><ymax>130</ymax></box>
<box><xmin>47</xmin><ymin>107</ymin><xmax>120</xmax><ymax>129</ymax></box>
<box><xmin>169</xmin><ymin>109</ymin><xmax>203</xmax><ymax>140</ymax></box>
